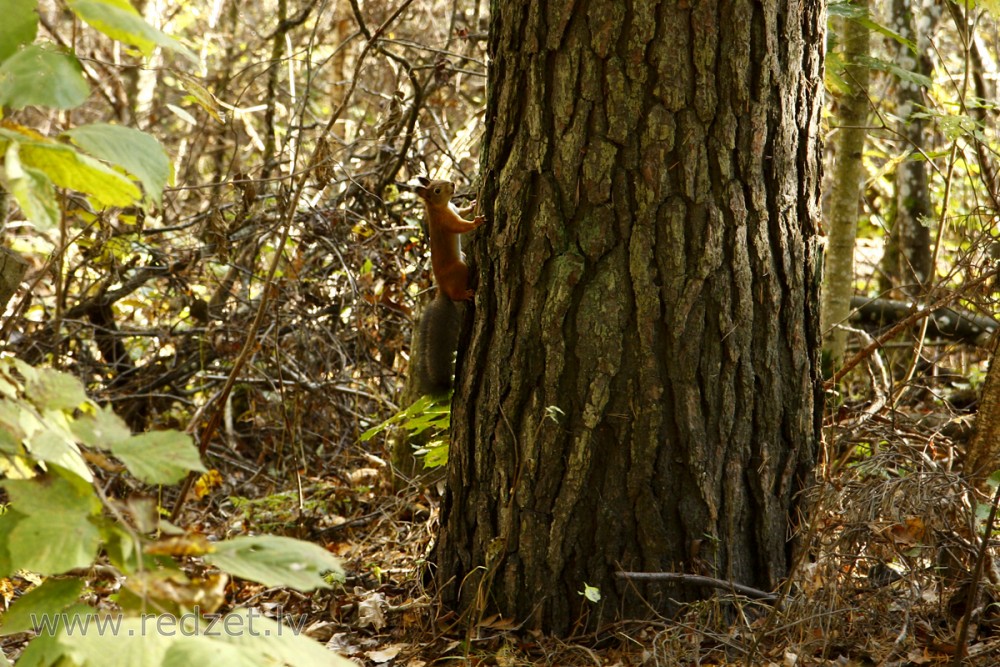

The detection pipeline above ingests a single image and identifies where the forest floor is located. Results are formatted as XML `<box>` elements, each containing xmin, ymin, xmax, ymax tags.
<box><xmin>0</xmin><ymin>360</ymin><xmax>995</xmax><ymax>667</ymax></box>
<box><xmin>166</xmin><ymin>395</ymin><xmax>1000</xmax><ymax>666</ymax></box>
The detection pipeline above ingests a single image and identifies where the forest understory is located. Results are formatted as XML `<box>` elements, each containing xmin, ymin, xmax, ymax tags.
<box><xmin>3</xmin><ymin>0</ymin><xmax>1000</xmax><ymax>665</ymax></box>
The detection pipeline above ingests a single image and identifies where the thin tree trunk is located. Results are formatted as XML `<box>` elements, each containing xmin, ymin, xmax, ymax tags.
<box><xmin>822</xmin><ymin>5</ymin><xmax>870</xmax><ymax>371</ymax></box>
<box><xmin>880</xmin><ymin>0</ymin><xmax>935</xmax><ymax>297</ymax></box>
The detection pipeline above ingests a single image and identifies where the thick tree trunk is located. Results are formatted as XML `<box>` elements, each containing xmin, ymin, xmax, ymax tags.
<box><xmin>435</xmin><ymin>0</ymin><xmax>824</xmax><ymax>633</ymax></box>
<box><xmin>965</xmin><ymin>335</ymin><xmax>1000</xmax><ymax>486</ymax></box>
<box><xmin>821</xmin><ymin>5</ymin><xmax>870</xmax><ymax>370</ymax></box>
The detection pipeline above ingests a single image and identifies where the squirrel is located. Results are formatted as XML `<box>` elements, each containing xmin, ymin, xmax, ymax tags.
<box><xmin>412</xmin><ymin>177</ymin><xmax>485</xmax><ymax>394</ymax></box>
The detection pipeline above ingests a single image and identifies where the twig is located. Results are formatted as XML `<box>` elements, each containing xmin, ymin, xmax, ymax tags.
<box><xmin>170</xmin><ymin>0</ymin><xmax>418</xmax><ymax>521</ymax></box>
<box><xmin>952</xmin><ymin>478</ymin><xmax>1000</xmax><ymax>665</ymax></box>
<box><xmin>615</xmin><ymin>571</ymin><xmax>778</xmax><ymax>603</ymax></box>
<box><xmin>347</xmin><ymin>0</ymin><xmax>426</xmax><ymax>193</ymax></box>
<box><xmin>825</xmin><ymin>268</ymin><xmax>998</xmax><ymax>389</ymax></box>
<box><xmin>323</xmin><ymin>0</ymin><xmax>420</xmax><ymax>138</ymax></box>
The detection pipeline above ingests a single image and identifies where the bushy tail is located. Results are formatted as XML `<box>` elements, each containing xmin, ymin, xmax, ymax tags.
<box><xmin>416</xmin><ymin>292</ymin><xmax>461</xmax><ymax>395</ymax></box>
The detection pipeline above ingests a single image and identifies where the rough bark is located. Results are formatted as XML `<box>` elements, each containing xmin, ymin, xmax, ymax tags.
<box><xmin>966</xmin><ymin>336</ymin><xmax>1000</xmax><ymax>486</ymax></box>
<box><xmin>435</xmin><ymin>0</ymin><xmax>824</xmax><ymax>633</ymax></box>
<box><xmin>0</xmin><ymin>248</ymin><xmax>28</xmax><ymax>313</ymax></box>
<box><xmin>821</xmin><ymin>5</ymin><xmax>870</xmax><ymax>370</ymax></box>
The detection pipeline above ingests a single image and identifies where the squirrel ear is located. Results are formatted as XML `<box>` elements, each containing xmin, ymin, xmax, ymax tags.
<box><xmin>417</xmin><ymin>176</ymin><xmax>430</xmax><ymax>186</ymax></box>
<box><xmin>415</xmin><ymin>185</ymin><xmax>428</xmax><ymax>198</ymax></box>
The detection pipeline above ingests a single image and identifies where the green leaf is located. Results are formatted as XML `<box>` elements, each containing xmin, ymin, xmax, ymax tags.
<box><xmin>101</xmin><ymin>523</ymin><xmax>148</xmax><ymax>572</ymax></box>
<box><xmin>187</xmin><ymin>608</ymin><xmax>355</xmax><ymax>667</ymax></box>
<box><xmin>827</xmin><ymin>0</ymin><xmax>866</xmax><ymax>18</ymax></box>
<box><xmin>206</xmin><ymin>536</ymin><xmax>344</xmax><ymax>592</ymax></box>
<box><xmin>4</xmin><ymin>153</ymin><xmax>60</xmax><ymax>230</ymax></box>
<box><xmin>71</xmin><ymin>405</ymin><xmax>133</xmax><ymax>450</ymax></box>
<box><xmin>857</xmin><ymin>55</ymin><xmax>933</xmax><ymax>90</ymax></box>
<box><xmin>15</xmin><ymin>137</ymin><xmax>142</xmax><ymax>207</ymax></box>
<box><xmin>162</xmin><ymin>637</ymin><xmax>264</xmax><ymax>667</ymax></box>
<box><xmin>359</xmin><ymin>400</ymin><xmax>420</xmax><ymax>442</ymax></box>
<box><xmin>579</xmin><ymin>583</ymin><xmax>601</xmax><ymax>603</ymax></box>
<box><xmin>58</xmin><ymin>615</ymin><xmax>173</xmax><ymax>666</ymax></box>
<box><xmin>25</xmin><ymin>366</ymin><xmax>89</xmax><ymax>410</ymax></box>
<box><xmin>67</xmin><ymin>0</ymin><xmax>196</xmax><ymax>61</ymax></box>
<box><xmin>1</xmin><ymin>578</ymin><xmax>84</xmax><ymax>636</ymax></box>
<box><xmin>421</xmin><ymin>439</ymin><xmax>449</xmax><ymax>469</ymax></box>
<box><xmin>2</xmin><ymin>471</ymin><xmax>101</xmax><ymax>575</ymax></box>
<box><xmin>112</xmin><ymin>430</ymin><xmax>205</xmax><ymax>484</ymax></box>
<box><xmin>54</xmin><ymin>610</ymin><xmax>353</xmax><ymax>667</ymax></box>
<box><xmin>0</xmin><ymin>44</ymin><xmax>89</xmax><ymax>110</ymax></box>
<box><xmin>3</xmin><ymin>469</ymin><xmax>100</xmax><ymax>517</ymax></box>
<box><xmin>980</xmin><ymin>0</ymin><xmax>1000</xmax><ymax>19</ymax></box>
<box><xmin>0</xmin><ymin>399</ymin><xmax>27</xmax><ymax>454</ymax></box>
<box><xmin>403</xmin><ymin>405</ymin><xmax>450</xmax><ymax>437</ymax></box>
<box><xmin>0</xmin><ymin>511</ymin><xmax>20</xmax><ymax>578</ymax></box>
<box><xmin>6</xmin><ymin>507</ymin><xmax>101</xmax><ymax>575</ymax></box>
<box><xmin>177</xmin><ymin>77</ymin><xmax>223</xmax><ymax>123</ymax></box>
<box><xmin>360</xmin><ymin>394</ymin><xmax>450</xmax><ymax>441</ymax></box>
<box><xmin>63</xmin><ymin>123</ymin><xmax>172</xmax><ymax>204</ymax></box>
<box><xmin>855</xmin><ymin>15</ymin><xmax>914</xmax><ymax>52</ymax></box>
<box><xmin>12</xmin><ymin>625</ymin><xmax>64</xmax><ymax>667</ymax></box>
<box><xmin>26</xmin><ymin>421</ymin><xmax>92</xmax><ymax>483</ymax></box>
<box><xmin>0</xmin><ymin>0</ymin><xmax>39</xmax><ymax>63</ymax></box>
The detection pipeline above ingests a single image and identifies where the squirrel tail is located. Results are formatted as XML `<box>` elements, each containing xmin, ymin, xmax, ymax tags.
<box><xmin>416</xmin><ymin>292</ymin><xmax>462</xmax><ymax>395</ymax></box>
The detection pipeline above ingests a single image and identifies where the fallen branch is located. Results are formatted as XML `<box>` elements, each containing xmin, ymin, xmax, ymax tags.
<box><xmin>850</xmin><ymin>295</ymin><xmax>997</xmax><ymax>345</ymax></box>
<box><xmin>616</xmin><ymin>571</ymin><xmax>778</xmax><ymax>603</ymax></box>
<box><xmin>827</xmin><ymin>269</ymin><xmax>999</xmax><ymax>389</ymax></box>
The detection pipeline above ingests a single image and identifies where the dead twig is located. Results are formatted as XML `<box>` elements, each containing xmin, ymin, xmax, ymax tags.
<box><xmin>615</xmin><ymin>571</ymin><xmax>778</xmax><ymax>603</ymax></box>
<box><xmin>952</xmin><ymin>478</ymin><xmax>1000</xmax><ymax>665</ymax></box>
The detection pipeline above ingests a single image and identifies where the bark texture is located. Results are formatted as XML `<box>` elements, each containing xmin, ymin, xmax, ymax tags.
<box><xmin>966</xmin><ymin>335</ymin><xmax>1000</xmax><ymax>486</ymax></box>
<box><xmin>0</xmin><ymin>247</ymin><xmax>27</xmax><ymax>312</ymax></box>
<box><xmin>436</xmin><ymin>0</ymin><xmax>824</xmax><ymax>633</ymax></box>
<box><xmin>820</xmin><ymin>6</ymin><xmax>869</xmax><ymax>369</ymax></box>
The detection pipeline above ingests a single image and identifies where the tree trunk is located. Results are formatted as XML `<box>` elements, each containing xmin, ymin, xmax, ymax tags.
<box><xmin>879</xmin><ymin>0</ymin><xmax>935</xmax><ymax>297</ymax></box>
<box><xmin>821</xmin><ymin>5</ymin><xmax>870</xmax><ymax>371</ymax></box>
<box><xmin>435</xmin><ymin>0</ymin><xmax>825</xmax><ymax>634</ymax></box>
<box><xmin>0</xmin><ymin>247</ymin><xmax>27</xmax><ymax>313</ymax></box>
<box><xmin>965</xmin><ymin>335</ymin><xmax>1000</xmax><ymax>486</ymax></box>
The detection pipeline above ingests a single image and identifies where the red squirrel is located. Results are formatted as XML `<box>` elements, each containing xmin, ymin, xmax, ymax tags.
<box><xmin>413</xmin><ymin>177</ymin><xmax>485</xmax><ymax>394</ymax></box>
<box><xmin>414</xmin><ymin>177</ymin><xmax>485</xmax><ymax>300</ymax></box>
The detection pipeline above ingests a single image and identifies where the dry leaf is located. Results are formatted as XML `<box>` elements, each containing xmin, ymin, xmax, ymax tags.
<box><xmin>366</xmin><ymin>644</ymin><xmax>403</xmax><ymax>663</ymax></box>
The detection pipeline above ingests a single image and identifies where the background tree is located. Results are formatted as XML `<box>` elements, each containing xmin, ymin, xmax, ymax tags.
<box><xmin>822</xmin><ymin>2</ymin><xmax>870</xmax><ymax>370</ymax></box>
<box><xmin>879</xmin><ymin>0</ymin><xmax>935</xmax><ymax>297</ymax></box>
<box><xmin>435</xmin><ymin>0</ymin><xmax>825</xmax><ymax>632</ymax></box>
<box><xmin>5</xmin><ymin>0</ymin><xmax>1000</xmax><ymax>662</ymax></box>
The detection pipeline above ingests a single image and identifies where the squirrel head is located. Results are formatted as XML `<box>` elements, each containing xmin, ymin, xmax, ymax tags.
<box><xmin>415</xmin><ymin>177</ymin><xmax>455</xmax><ymax>207</ymax></box>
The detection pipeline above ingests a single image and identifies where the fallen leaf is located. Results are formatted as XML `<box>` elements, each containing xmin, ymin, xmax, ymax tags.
<box><xmin>357</xmin><ymin>592</ymin><xmax>387</xmax><ymax>630</ymax></box>
<box><xmin>366</xmin><ymin>644</ymin><xmax>403</xmax><ymax>663</ymax></box>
